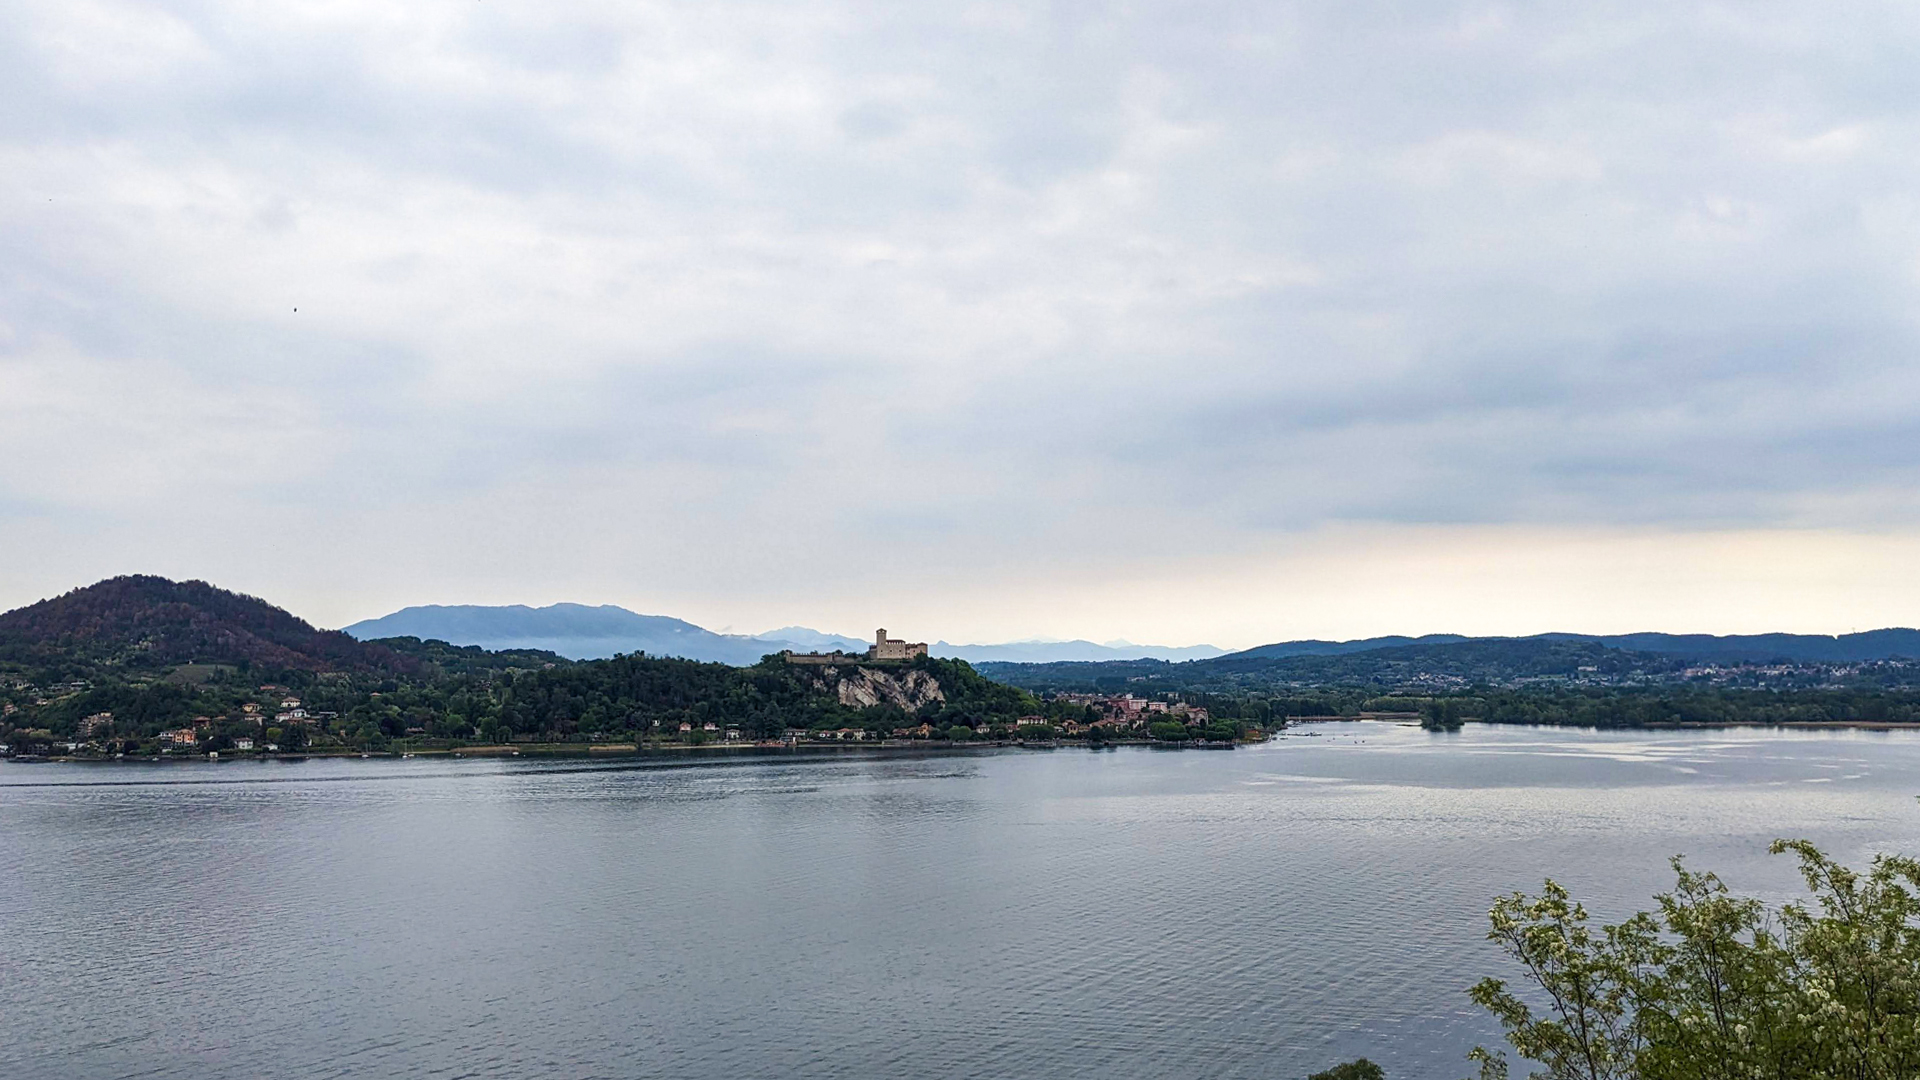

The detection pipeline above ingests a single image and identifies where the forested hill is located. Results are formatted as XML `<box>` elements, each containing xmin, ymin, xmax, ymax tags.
<box><xmin>980</xmin><ymin>638</ymin><xmax>1681</xmax><ymax>693</ymax></box>
<box><xmin>0</xmin><ymin>576</ymin><xmax>417</xmax><ymax>675</ymax></box>
<box><xmin>1225</xmin><ymin>628</ymin><xmax>1920</xmax><ymax>664</ymax></box>
<box><xmin>985</xmin><ymin>630</ymin><xmax>1920</xmax><ymax>696</ymax></box>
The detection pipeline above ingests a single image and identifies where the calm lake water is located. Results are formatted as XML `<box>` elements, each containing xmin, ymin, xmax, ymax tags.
<box><xmin>6</xmin><ymin>722</ymin><xmax>1920</xmax><ymax>1080</ymax></box>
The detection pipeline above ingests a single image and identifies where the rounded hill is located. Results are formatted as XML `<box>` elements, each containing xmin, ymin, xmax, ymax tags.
<box><xmin>0</xmin><ymin>575</ymin><xmax>414</xmax><ymax>674</ymax></box>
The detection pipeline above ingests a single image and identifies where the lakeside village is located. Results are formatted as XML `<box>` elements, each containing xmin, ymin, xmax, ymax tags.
<box><xmin>0</xmin><ymin>630</ymin><xmax>1265</xmax><ymax>760</ymax></box>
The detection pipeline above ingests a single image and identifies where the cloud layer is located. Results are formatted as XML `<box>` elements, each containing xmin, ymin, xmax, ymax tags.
<box><xmin>4</xmin><ymin>0</ymin><xmax>1919</xmax><ymax>640</ymax></box>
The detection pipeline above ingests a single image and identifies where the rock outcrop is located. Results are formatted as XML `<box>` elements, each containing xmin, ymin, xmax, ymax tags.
<box><xmin>810</xmin><ymin>666</ymin><xmax>946</xmax><ymax>711</ymax></box>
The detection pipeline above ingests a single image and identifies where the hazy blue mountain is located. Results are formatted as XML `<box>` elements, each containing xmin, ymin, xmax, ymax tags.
<box><xmin>1224</xmin><ymin>629</ymin><xmax>1920</xmax><ymax>664</ymax></box>
<box><xmin>344</xmin><ymin>605</ymin><xmax>1228</xmax><ymax>666</ymax></box>
<box><xmin>1231</xmin><ymin>634</ymin><xmax>1471</xmax><ymax>659</ymax></box>
<box><xmin>342</xmin><ymin>604</ymin><xmax>785</xmax><ymax>664</ymax></box>
<box><xmin>1565</xmin><ymin>629</ymin><xmax>1920</xmax><ymax>663</ymax></box>
<box><xmin>753</xmin><ymin>630</ymin><xmax>1229</xmax><ymax>663</ymax></box>
<box><xmin>344</xmin><ymin>601</ymin><xmax>1920</xmax><ymax>669</ymax></box>
<box><xmin>932</xmin><ymin>639</ymin><xmax>1227</xmax><ymax>663</ymax></box>
<box><xmin>752</xmin><ymin>626</ymin><xmax>870</xmax><ymax>652</ymax></box>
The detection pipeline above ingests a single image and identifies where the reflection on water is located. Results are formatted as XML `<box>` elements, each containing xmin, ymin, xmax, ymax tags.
<box><xmin>5</xmin><ymin>723</ymin><xmax>1920</xmax><ymax>1079</ymax></box>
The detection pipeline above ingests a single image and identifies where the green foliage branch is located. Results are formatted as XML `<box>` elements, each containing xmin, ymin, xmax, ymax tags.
<box><xmin>1468</xmin><ymin>841</ymin><xmax>1920</xmax><ymax>1080</ymax></box>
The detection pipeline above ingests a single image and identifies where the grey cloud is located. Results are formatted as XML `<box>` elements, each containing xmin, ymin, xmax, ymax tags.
<box><xmin>3</xmin><ymin>0</ymin><xmax>1920</xmax><ymax>618</ymax></box>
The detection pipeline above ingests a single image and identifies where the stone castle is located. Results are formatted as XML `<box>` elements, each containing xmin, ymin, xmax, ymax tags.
<box><xmin>784</xmin><ymin>629</ymin><xmax>929</xmax><ymax>666</ymax></box>
<box><xmin>867</xmin><ymin>629</ymin><xmax>929</xmax><ymax>661</ymax></box>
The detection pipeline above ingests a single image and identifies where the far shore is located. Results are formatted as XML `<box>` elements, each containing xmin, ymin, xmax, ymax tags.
<box><xmin>15</xmin><ymin>719</ymin><xmax>1920</xmax><ymax>765</ymax></box>
<box><xmin>1288</xmin><ymin>717</ymin><xmax>1920</xmax><ymax>732</ymax></box>
<box><xmin>1671</xmin><ymin>720</ymin><xmax>1920</xmax><ymax>730</ymax></box>
<box><xmin>2</xmin><ymin>736</ymin><xmax>1241</xmax><ymax>764</ymax></box>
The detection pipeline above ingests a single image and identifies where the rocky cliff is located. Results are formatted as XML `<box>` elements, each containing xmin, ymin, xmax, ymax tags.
<box><xmin>806</xmin><ymin>665</ymin><xmax>947</xmax><ymax>711</ymax></box>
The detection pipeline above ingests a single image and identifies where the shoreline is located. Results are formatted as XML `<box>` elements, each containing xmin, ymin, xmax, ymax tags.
<box><xmin>1</xmin><ymin>736</ymin><xmax>1250</xmax><ymax>765</ymax></box>
<box><xmin>14</xmin><ymin>719</ymin><xmax>1920</xmax><ymax>765</ymax></box>
<box><xmin>1287</xmin><ymin>717</ymin><xmax>1920</xmax><ymax>732</ymax></box>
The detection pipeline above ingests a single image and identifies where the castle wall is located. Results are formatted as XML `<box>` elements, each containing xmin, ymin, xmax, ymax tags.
<box><xmin>786</xmin><ymin>631</ymin><xmax>927</xmax><ymax>665</ymax></box>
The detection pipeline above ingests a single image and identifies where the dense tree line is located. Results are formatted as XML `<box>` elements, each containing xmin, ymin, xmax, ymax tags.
<box><xmin>1350</xmin><ymin>687</ymin><xmax>1920</xmax><ymax>728</ymax></box>
<box><xmin>0</xmin><ymin>644</ymin><xmax>1057</xmax><ymax>753</ymax></box>
<box><xmin>977</xmin><ymin>679</ymin><xmax>1920</xmax><ymax>733</ymax></box>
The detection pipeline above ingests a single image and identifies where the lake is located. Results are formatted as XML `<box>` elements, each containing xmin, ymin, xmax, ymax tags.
<box><xmin>5</xmin><ymin>722</ymin><xmax>1920</xmax><ymax>1079</ymax></box>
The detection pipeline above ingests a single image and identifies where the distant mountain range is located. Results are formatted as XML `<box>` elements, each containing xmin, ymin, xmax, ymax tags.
<box><xmin>341</xmin><ymin>604</ymin><xmax>1226</xmax><ymax>665</ymax></box>
<box><xmin>932</xmin><ymin>640</ymin><xmax>1227</xmax><ymax>663</ymax></box>
<box><xmin>343</xmin><ymin>601</ymin><xmax>1920</xmax><ymax>670</ymax></box>
<box><xmin>342</xmin><ymin>604</ymin><xmax>781</xmax><ymax>664</ymax></box>
<box><xmin>12</xmin><ymin>579</ymin><xmax>1912</xmax><ymax>679</ymax></box>
<box><xmin>982</xmin><ymin>629</ymin><xmax>1920</xmax><ymax>694</ymax></box>
<box><xmin>1228</xmin><ymin>629</ymin><xmax>1920</xmax><ymax>665</ymax></box>
<box><xmin>751</xmin><ymin>626</ymin><xmax>870</xmax><ymax>652</ymax></box>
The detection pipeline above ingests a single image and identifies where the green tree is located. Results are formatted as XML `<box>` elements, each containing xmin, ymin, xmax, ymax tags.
<box><xmin>1421</xmin><ymin>698</ymin><xmax>1466</xmax><ymax>730</ymax></box>
<box><xmin>1309</xmin><ymin>1060</ymin><xmax>1384</xmax><ymax>1080</ymax></box>
<box><xmin>1468</xmin><ymin>841</ymin><xmax>1920</xmax><ymax>1080</ymax></box>
<box><xmin>1149</xmin><ymin>720</ymin><xmax>1189</xmax><ymax>742</ymax></box>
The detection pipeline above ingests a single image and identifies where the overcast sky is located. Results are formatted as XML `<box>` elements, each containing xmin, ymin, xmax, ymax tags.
<box><xmin>4</xmin><ymin>0</ymin><xmax>1920</xmax><ymax>647</ymax></box>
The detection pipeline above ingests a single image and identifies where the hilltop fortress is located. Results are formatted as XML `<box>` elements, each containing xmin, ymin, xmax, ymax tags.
<box><xmin>784</xmin><ymin>629</ymin><xmax>929</xmax><ymax>666</ymax></box>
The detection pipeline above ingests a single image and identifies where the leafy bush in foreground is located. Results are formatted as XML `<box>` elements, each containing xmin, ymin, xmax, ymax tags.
<box><xmin>1468</xmin><ymin>841</ymin><xmax>1920</xmax><ymax>1080</ymax></box>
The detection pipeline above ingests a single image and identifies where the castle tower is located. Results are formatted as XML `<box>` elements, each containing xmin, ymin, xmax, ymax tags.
<box><xmin>868</xmin><ymin>628</ymin><xmax>926</xmax><ymax>662</ymax></box>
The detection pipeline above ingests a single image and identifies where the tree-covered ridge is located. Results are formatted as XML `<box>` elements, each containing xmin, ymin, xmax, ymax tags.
<box><xmin>980</xmin><ymin>639</ymin><xmax>1691</xmax><ymax>693</ymax></box>
<box><xmin>983</xmin><ymin>636</ymin><xmax>1920</xmax><ymax>696</ymax></box>
<box><xmin>1230</xmin><ymin>628</ymin><xmax>1920</xmax><ymax>665</ymax></box>
<box><xmin>0</xmin><ymin>575</ymin><xmax>416</xmax><ymax>675</ymax></box>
